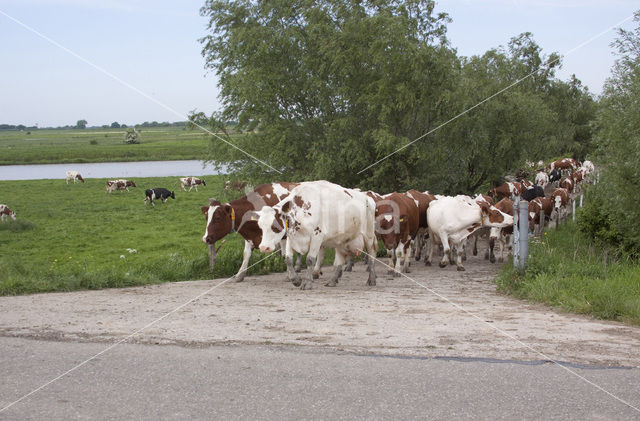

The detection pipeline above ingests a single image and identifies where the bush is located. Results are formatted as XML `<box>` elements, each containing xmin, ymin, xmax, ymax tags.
<box><xmin>124</xmin><ymin>128</ymin><xmax>140</xmax><ymax>144</ymax></box>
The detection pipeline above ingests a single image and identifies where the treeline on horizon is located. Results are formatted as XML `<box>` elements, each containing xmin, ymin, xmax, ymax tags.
<box><xmin>0</xmin><ymin>121</ymin><xmax>191</xmax><ymax>131</ymax></box>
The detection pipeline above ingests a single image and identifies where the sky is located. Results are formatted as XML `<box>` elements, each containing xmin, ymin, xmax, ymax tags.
<box><xmin>0</xmin><ymin>0</ymin><xmax>638</xmax><ymax>128</ymax></box>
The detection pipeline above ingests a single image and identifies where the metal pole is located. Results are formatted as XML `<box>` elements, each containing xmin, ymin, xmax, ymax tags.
<box><xmin>518</xmin><ymin>200</ymin><xmax>529</xmax><ymax>272</ymax></box>
<box><xmin>572</xmin><ymin>199</ymin><xmax>576</xmax><ymax>222</ymax></box>
<box><xmin>580</xmin><ymin>194</ymin><xmax>584</xmax><ymax>208</ymax></box>
<box><xmin>513</xmin><ymin>196</ymin><xmax>519</xmax><ymax>269</ymax></box>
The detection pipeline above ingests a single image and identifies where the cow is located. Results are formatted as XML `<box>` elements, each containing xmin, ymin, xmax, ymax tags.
<box><xmin>465</xmin><ymin>194</ymin><xmax>496</xmax><ymax>262</ymax></box>
<box><xmin>559</xmin><ymin>177</ymin><xmax>575</xmax><ymax>195</ymax></box>
<box><xmin>406</xmin><ymin>189</ymin><xmax>438</xmax><ymax>261</ymax></box>
<box><xmin>488</xmin><ymin>181</ymin><xmax>524</xmax><ymax>201</ymax></box>
<box><xmin>547</xmin><ymin>158</ymin><xmax>580</xmax><ymax>176</ymax></box>
<box><xmin>144</xmin><ymin>188</ymin><xmax>175</xmax><ymax>206</ymax></box>
<box><xmin>106</xmin><ymin>179</ymin><xmax>136</xmax><ymax>193</ymax></box>
<box><xmin>489</xmin><ymin>198</ymin><xmax>514</xmax><ymax>263</ymax></box>
<box><xmin>522</xmin><ymin>185</ymin><xmax>545</xmax><ymax>202</ymax></box>
<box><xmin>374</xmin><ymin>192</ymin><xmax>420</xmax><ymax>276</ymax></box>
<box><xmin>551</xmin><ymin>188</ymin><xmax>570</xmax><ymax>223</ymax></box>
<box><xmin>201</xmin><ymin>182</ymin><xmax>300</xmax><ymax>282</ymax></box>
<box><xmin>535</xmin><ymin>171</ymin><xmax>549</xmax><ymax>189</ymax></box>
<box><xmin>180</xmin><ymin>177</ymin><xmax>206</xmax><ymax>192</ymax></box>
<box><xmin>224</xmin><ymin>180</ymin><xmax>248</xmax><ymax>191</ymax></box>
<box><xmin>0</xmin><ymin>204</ymin><xmax>16</xmax><ymax>221</ymax></box>
<box><xmin>255</xmin><ymin>180</ymin><xmax>377</xmax><ymax>290</ymax></box>
<box><xmin>426</xmin><ymin>195</ymin><xmax>513</xmax><ymax>271</ymax></box>
<box><xmin>65</xmin><ymin>170</ymin><xmax>85</xmax><ymax>184</ymax></box>
<box><xmin>528</xmin><ymin>197</ymin><xmax>554</xmax><ymax>233</ymax></box>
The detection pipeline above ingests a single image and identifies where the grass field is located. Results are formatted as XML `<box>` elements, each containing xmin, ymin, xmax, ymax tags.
<box><xmin>495</xmin><ymin>223</ymin><xmax>640</xmax><ymax>325</ymax></box>
<box><xmin>0</xmin><ymin>127</ymin><xmax>215</xmax><ymax>165</ymax></box>
<box><xmin>0</xmin><ymin>175</ymin><xmax>297</xmax><ymax>295</ymax></box>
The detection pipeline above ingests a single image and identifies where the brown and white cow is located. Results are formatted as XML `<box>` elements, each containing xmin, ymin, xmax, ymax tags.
<box><xmin>0</xmin><ymin>204</ymin><xmax>16</xmax><ymax>221</ymax></box>
<box><xmin>201</xmin><ymin>182</ymin><xmax>299</xmax><ymax>282</ymax></box>
<box><xmin>489</xmin><ymin>198</ymin><xmax>514</xmax><ymax>263</ymax></box>
<box><xmin>426</xmin><ymin>195</ymin><xmax>513</xmax><ymax>271</ymax></box>
<box><xmin>374</xmin><ymin>192</ymin><xmax>420</xmax><ymax>276</ymax></box>
<box><xmin>559</xmin><ymin>177</ymin><xmax>575</xmax><ymax>196</ymax></box>
<box><xmin>488</xmin><ymin>182</ymin><xmax>524</xmax><ymax>201</ymax></box>
<box><xmin>180</xmin><ymin>177</ymin><xmax>206</xmax><ymax>192</ymax></box>
<box><xmin>551</xmin><ymin>188</ymin><xmax>570</xmax><ymax>223</ymax></box>
<box><xmin>106</xmin><ymin>179</ymin><xmax>136</xmax><ymax>193</ymax></box>
<box><xmin>255</xmin><ymin>180</ymin><xmax>378</xmax><ymax>290</ymax></box>
<box><xmin>547</xmin><ymin>158</ymin><xmax>580</xmax><ymax>176</ymax></box>
<box><xmin>406</xmin><ymin>189</ymin><xmax>437</xmax><ymax>261</ymax></box>
<box><xmin>534</xmin><ymin>171</ymin><xmax>549</xmax><ymax>189</ymax></box>
<box><xmin>528</xmin><ymin>197</ymin><xmax>554</xmax><ymax>233</ymax></box>
<box><xmin>65</xmin><ymin>170</ymin><xmax>85</xmax><ymax>184</ymax></box>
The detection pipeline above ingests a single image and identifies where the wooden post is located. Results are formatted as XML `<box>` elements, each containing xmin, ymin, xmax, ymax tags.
<box><xmin>538</xmin><ymin>210</ymin><xmax>545</xmax><ymax>237</ymax></box>
<box><xmin>208</xmin><ymin>244</ymin><xmax>217</xmax><ymax>272</ymax></box>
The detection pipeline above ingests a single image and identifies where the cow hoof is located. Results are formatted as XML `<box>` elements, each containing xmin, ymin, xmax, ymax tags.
<box><xmin>233</xmin><ymin>274</ymin><xmax>245</xmax><ymax>283</ymax></box>
<box><xmin>414</xmin><ymin>255</ymin><xmax>421</xmax><ymax>261</ymax></box>
<box><xmin>490</xmin><ymin>256</ymin><xmax>496</xmax><ymax>264</ymax></box>
<box><xmin>312</xmin><ymin>273</ymin><xmax>319</xmax><ymax>280</ymax></box>
<box><xmin>300</xmin><ymin>281</ymin><xmax>313</xmax><ymax>290</ymax></box>
<box><xmin>425</xmin><ymin>261</ymin><xmax>431</xmax><ymax>266</ymax></box>
<box><xmin>457</xmin><ymin>266</ymin><xmax>466</xmax><ymax>272</ymax></box>
<box><xmin>439</xmin><ymin>262</ymin><xmax>447</xmax><ymax>268</ymax></box>
<box><xmin>393</xmin><ymin>271</ymin><xmax>401</xmax><ymax>278</ymax></box>
<box><xmin>367</xmin><ymin>277</ymin><xmax>376</xmax><ymax>286</ymax></box>
<box><xmin>387</xmin><ymin>269</ymin><xmax>395</xmax><ymax>275</ymax></box>
<box><xmin>324</xmin><ymin>281</ymin><xmax>337</xmax><ymax>287</ymax></box>
<box><xmin>292</xmin><ymin>277</ymin><xmax>302</xmax><ymax>287</ymax></box>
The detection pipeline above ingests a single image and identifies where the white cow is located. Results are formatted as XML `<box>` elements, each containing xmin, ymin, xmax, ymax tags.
<box><xmin>426</xmin><ymin>196</ymin><xmax>513</xmax><ymax>271</ymax></box>
<box><xmin>65</xmin><ymin>170</ymin><xmax>85</xmax><ymax>184</ymax></box>
<box><xmin>256</xmin><ymin>180</ymin><xmax>377</xmax><ymax>290</ymax></box>
<box><xmin>535</xmin><ymin>171</ymin><xmax>549</xmax><ymax>189</ymax></box>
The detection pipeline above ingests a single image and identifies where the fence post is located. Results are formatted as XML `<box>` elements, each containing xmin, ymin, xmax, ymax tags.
<box><xmin>518</xmin><ymin>200</ymin><xmax>529</xmax><ymax>272</ymax></box>
<box><xmin>580</xmin><ymin>194</ymin><xmax>584</xmax><ymax>208</ymax></box>
<box><xmin>208</xmin><ymin>244</ymin><xmax>217</xmax><ymax>272</ymax></box>
<box><xmin>538</xmin><ymin>210</ymin><xmax>545</xmax><ymax>237</ymax></box>
<box><xmin>572</xmin><ymin>199</ymin><xmax>576</xmax><ymax>223</ymax></box>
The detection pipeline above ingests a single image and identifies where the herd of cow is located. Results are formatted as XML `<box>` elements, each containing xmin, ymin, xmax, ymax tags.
<box><xmin>0</xmin><ymin>158</ymin><xmax>595</xmax><ymax>291</ymax></box>
<box><xmin>201</xmin><ymin>158</ymin><xmax>596</xmax><ymax>290</ymax></box>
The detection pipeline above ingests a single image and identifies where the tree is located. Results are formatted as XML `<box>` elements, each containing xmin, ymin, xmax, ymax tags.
<box><xmin>110</xmin><ymin>122</ymin><xmax>121</xmax><ymax>128</ymax></box>
<box><xmin>76</xmin><ymin>119</ymin><xmax>87</xmax><ymax>129</ymax></box>
<box><xmin>124</xmin><ymin>128</ymin><xmax>140</xmax><ymax>144</ymax></box>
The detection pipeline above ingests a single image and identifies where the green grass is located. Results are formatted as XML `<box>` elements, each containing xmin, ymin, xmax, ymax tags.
<box><xmin>0</xmin><ymin>176</ymin><xmax>298</xmax><ymax>295</ymax></box>
<box><xmin>496</xmin><ymin>223</ymin><xmax>640</xmax><ymax>325</ymax></box>
<box><xmin>0</xmin><ymin>127</ymin><xmax>220</xmax><ymax>164</ymax></box>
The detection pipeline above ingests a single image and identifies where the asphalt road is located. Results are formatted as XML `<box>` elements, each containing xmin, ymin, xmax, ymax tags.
<box><xmin>1</xmin><ymin>337</ymin><xmax>638</xmax><ymax>420</ymax></box>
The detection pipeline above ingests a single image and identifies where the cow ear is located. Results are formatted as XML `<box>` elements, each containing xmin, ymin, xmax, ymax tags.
<box><xmin>201</xmin><ymin>206</ymin><xmax>209</xmax><ymax>215</ymax></box>
<box><xmin>281</xmin><ymin>200</ymin><xmax>292</xmax><ymax>214</ymax></box>
<box><xmin>478</xmin><ymin>202</ymin><xmax>490</xmax><ymax>215</ymax></box>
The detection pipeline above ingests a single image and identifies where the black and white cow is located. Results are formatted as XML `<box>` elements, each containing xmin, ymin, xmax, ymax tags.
<box><xmin>521</xmin><ymin>185</ymin><xmax>545</xmax><ymax>202</ymax></box>
<box><xmin>144</xmin><ymin>188</ymin><xmax>175</xmax><ymax>206</ymax></box>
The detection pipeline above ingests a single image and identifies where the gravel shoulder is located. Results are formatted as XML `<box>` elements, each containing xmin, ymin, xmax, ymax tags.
<box><xmin>1</xmin><ymin>249</ymin><xmax>639</xmax><ymax>367</ymax></box>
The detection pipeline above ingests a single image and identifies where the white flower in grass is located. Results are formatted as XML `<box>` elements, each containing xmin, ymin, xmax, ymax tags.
<box><xmin>126</xmin><ymin>248</ymin><xmax>137</xmax><ymax>253</ymax></box>
<box><xmin>120</xmin><ymin>255</ymin><xmax>126</xmax><ymax>259</ymax></box>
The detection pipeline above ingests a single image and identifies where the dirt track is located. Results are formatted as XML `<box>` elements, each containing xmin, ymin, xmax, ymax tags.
<box><xmin>1</xmin><ymin>249</ymin><xmax>639</xmax><ymax>367</ymax></box>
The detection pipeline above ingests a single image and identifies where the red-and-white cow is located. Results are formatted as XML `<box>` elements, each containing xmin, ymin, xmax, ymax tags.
<box><xmin>489</xmin><ymin>198</ymin><xmax>514</xmax><ymax>263</ymax></box>
<box><xmin>0</xmin><ymin>204</ymin><xmax>16</xmax><ymax>221</ymax></box>
<box><xmin>374</xmin><ymin>192</ymin><xmax>420</xmax><ymax>276</ymax></box>
<box><xmin>255</xmin><ymin>180</ymin><xmax>377</xmax><ymax>290</ymax></box>
<box><xmin>65</xmin><ymin>170</ymin><xmax>85</xmax><ymax>184</ymax></box>
<box><xmin>180</xmin><ymin>177</ymin><xmax>206</xmax><ymax>192</ymax></box>
<box><xmin>547</xmin><ymin>158</ymin><xmax>580</xmax><ymax>176</ymax></box>
<box><xmin>535</xmin><ymin>171</ymin><xmax>549</xmax><ymax>189</ymax></box>
<box><xmin>528</xmin><ymin>196</ymin><xmax>554</xmax><ymax>233</ymax></box>
<box><xmin>406</xmin><ymin>189</ymin><xmax>437</xmax><ymax>261</ymax></box>
<box><xmin>201</xmin><ymin>182</ymin><xmax>299</xmax><ymax>282</ymax></box>
<box><xmin>106</xmin><ymin>179</ymin><xmax>136</xmax><ymax>193</ymax></box>
<box><xmin>559</xmin><ymin>177</ymin><xmax>575</xmax><ymax>196</ymax></box>
<box><xmin>426</xmin><ymin>195</ymin><xmax>513</xmax><ymax>271</ymax></box>
<box><xmin>551</xmin><ymin>188</ymin><xmax>570</xmax><ymax>223</ymax></box>
<box><xmin>488</xmin><ymin>182</ymin><xmax>524</xmax><ymax>201</ymax></box>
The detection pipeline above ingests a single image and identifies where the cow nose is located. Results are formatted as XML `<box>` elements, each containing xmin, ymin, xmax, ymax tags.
<box><xmin>203</xmin><ymin>236</ymin><xmax>214</xmax><ymax>245</ymax></box>
<box><xmin>260</xmin><ymin>246</ymin><xmax>271</xmax><ymax>253</ymax></box>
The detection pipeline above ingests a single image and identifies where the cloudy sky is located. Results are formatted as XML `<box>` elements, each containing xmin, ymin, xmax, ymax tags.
<box><xmin>0</xmin><ymin>0</ymin><xmax>637</xmax><ymax>127</ymax></box>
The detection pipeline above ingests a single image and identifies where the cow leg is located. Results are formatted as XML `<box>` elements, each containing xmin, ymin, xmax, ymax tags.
<box><xmin>233</xmin><ymin>240</ymin><xmax>253</xmax><ymax>282</ymax></box>
<box><xmin>473</xmin><ymin>234</ymin><xmax>479</xmax><ymax>256</ymax></box>
<box><xmin>489</xmin><ymin>237</ymin><xmax>496</xmax><ymax>263</ymax></box>
<box><xmin>402</xmin><ymin>242</ymin><xmax>412</xmax><ymax>273</ymax></box>
<box><xmin>326</xmin><ymin>252</ymin><xmax>345</xmax><ymax>287</ymax></box>
<box><xmin>425</xmin><ymin>233</ymin><xmax>435</xmax><ymax>266</ymax></box>
<box><xmin>344</xmin><ymin>256</ymin><xmax>354</xmax><ymax>272</ymax></box>
<box><xmin>439</xmin><ymin>235</ymin><xmax>450</xmax><ymax>268</ymax></box>
<box><xmin>294</xmin><ymin>252</ymin><xmax>303</xmax><ymax>272</ymax></box>
<box><xmin>388</xmin><ymin>247</ymin><xmax>397</xmax><ymax>276</ymax></box>
<box><xmin>301</xmin><ymin>239</ymin><xmax>323</xmax><ymax>290</ymax></box>
<box><xmin>461</xmin><ymin>240</ymin><xmax>467</xmax><ymax>262</ymax></box>
<box><xmin>365</xmin><ymin>238</ymin><xmax>377</xmax><ymax>286</ymax></box>
<box><xmin>455</xmin><ymin>241</ymin><xmax>466</xmax><ymax>271</ymax></box>
<box><xmin>312</xmin><ymin>247</ymin><xmax>325</xmax><ymax>279</ymax></box>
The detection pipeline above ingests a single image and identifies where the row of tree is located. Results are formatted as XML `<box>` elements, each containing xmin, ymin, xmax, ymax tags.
<box><xmin>195</xmin><ymin>0</ymin><xmax>596</xmax><ymax>195</ymax></box>
<box><xmin>0</xmin><ymin>121</ymin><xmax>189</xmax><ymax>131</ymax></box>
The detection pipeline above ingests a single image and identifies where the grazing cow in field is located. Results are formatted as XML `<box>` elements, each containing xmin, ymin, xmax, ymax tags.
<box><xmin>224</xmin><ymin>180</ymin><xmax>248</xmax><ymax>191</ymax></box>
<box><xmin>551</xmin><ymin>188</ymin><xmax>570</xmax><ymax>222</ymax></box>
<box><xmin>106</xmin><ymin>179</ymin><xmax>136</xmax><ymax>193</ymax></box>
<box><xmin>426</xmin><ymin>195</ymin><xmax>513</xmax><ymax>271</ymax></box>
<box><xmin>488</xmin><ymin>181</ymin><xmax>524</xmax><ymax>201</ymax></box>
<box><xmin>374</xmin><ymin>192</ymin><xmax>420</xmax><ymax>276</ymax></box>
<box><xmin>0</xmin><ymin>204</ymin><xmax>16</xmax><ymax>221</ymax></box>
<box><xmin>255</xmin><ymin>181</ymin><xmax>377</xmax><ymax>290</ymax></box>
<box><xmin>201</xmin><ymin>182</ymin><xmax>300</xmax><ymax>282</ymax></box>
<box><xmin>65</xmin><ymin>170</ymin><xmax>85</xmax><ymax>184</ymax></box>
<box><xmin>522</xmin><ymin>185</ymin><xmax>545</xmax><ymax>202</ymax></box>
<box><xmin>180</xmin><ymin>177</ymin><xmax>206</xmax><ymax>192</ymax></box>
<box><xmin>528</xmin><ymin>197</ymin><xmax>554</xmax><ymax>233</ymax></box>
<box><xmin>144</xmin><ymin>188</ymin><xmax>175</xmax><ymax>206</ymax></box>
<box><xmin>548</xmin><ymin>158</ymin><xmax>580</xmax><ymax>176</ymax></box>
<box><xmin>406</xmin><ymin>189</ymin><xmax>437</xmax><ymax>261</ymax></box>
<box><xmin>535</xmin><ymin>171</ymin><xmax>549</xmax><ymax>189</ymax></box>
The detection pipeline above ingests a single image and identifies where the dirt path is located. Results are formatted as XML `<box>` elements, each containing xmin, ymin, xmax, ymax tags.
<box><xmin>1</xmin><ymin>250</ymin><xmax>639</xmax><ymax>367</ymax></box>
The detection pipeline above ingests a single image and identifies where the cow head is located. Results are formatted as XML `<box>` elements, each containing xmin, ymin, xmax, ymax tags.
<box><xmin>201</xmin><ymin>200</ymin><xmax>235</xmax><ymax>245</ymax></box>
<box><xmin>374</xmin><ymin>200</ymin><xmax>403</xmax><ymax>250</ymax></box>
<box><xmin>201</xmin><ymin>179</ymin><xmax>206</xmax><ymax>186</ymax></box>
<box><xmin>128</xmin><ymin>181</ymin><xmax>137</xmax><ymax>187</ymax></box>
<box><xmin>480</xmin><ymin>202</ymin><xmax>514</xmax><ymax>228</ymax></box>
<box><xmin>76</xmin><ymin>174</ymin><xmax>85</xmax><ymax>183</ymax></box>
<box><xmin>256</xmin><ymin>202</ymin><xmax>289</xmax><ymax>253</ymax></box>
